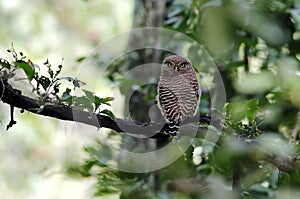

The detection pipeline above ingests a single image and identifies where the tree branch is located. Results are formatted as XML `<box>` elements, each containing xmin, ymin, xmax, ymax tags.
<box><xmin>2</xmin><ymin>79</ymin><xmax>300</xmax><ymax>172</ymax></box>
<box><xmin>266</xmin><ymin>154</ymin><xmax>300</xmax><ymax>172</ymax></box>
<box><xmin>0</xmin><ymin>79</ymin><xmax>211</xmax><ymax>138</ymax></box>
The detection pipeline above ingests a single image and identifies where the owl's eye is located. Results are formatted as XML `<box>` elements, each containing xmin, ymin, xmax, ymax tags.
<box><xmin>166</xmin><ymin>62</ymin><xmax>174</xmax><ymax>67</ymax></box>
<box><xmin>179</xmin><ymin>62</ymin><xmax>187</xmax><ymax>68</ymax></box>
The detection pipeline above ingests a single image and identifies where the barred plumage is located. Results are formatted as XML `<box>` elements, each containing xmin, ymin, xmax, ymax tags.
<box><xmin>157</xmin><ymin>55</ymin><xmax>200</xmax><ymax>136</ymax></box>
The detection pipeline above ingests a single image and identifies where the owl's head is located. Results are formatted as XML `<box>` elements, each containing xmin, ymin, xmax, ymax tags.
<box><xmin>162</xmin><ymin>55</ymin><xmax>193</xmax><ymax>74</ymax></box>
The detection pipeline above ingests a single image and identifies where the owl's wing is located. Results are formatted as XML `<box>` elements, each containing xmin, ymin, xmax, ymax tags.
<box><xmin>190</xmin><ymin>77</ymin><xmax>201</xmax><ymax>115</ymax></box>
<box><xmin>157</xmin><ymin>84</ymin><xmax>182</xmax><ymax>124</ymax></box>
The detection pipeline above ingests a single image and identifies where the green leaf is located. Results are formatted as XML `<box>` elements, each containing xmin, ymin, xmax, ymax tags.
<box><xmin>245</xmin><ymin>99</ymin><xmax>260</xmax><ymax>122</ymax></box>
<box><xmin>82</xmin><ymin>89</ymin><xmax>112</xmax><ymax>111</ymax></box>
<box><xmin>54</xmin><ymin>64</ymin><xmax>62</xmax><ymax>78</ymax></box>
<box><xmin>58</xmin><ymin>77</ymin><xmax>86</xmax><ymax>88</ymax></box>
<box><xmin>73</xmin><ymin>78</ymin><xmax>86</xmax><ymax>88</ymax></box>
<box><xmin>38</xmin><ymin>76</ymin><xmax>51</xmax><ymax>90</ymax></box>
<box><xmin>94</xmin><ymin>96</ymin><xmax>102</xmax><ymax>111</ymax></box>
<box><xmin>14</xmin><ymin>60</ymin><xmax>35</xmax><ymax>80</ymax></box>
<box><xmin>53</xmin><ymin>82</ymin><xmax>60</xmax><ymax>94</ymax></box>
<box><xmin>61</xmin><ymin>88</ymin><xmax>72</xmax><ymax>105</ymax></box>
<box><xmin>82</xmin><ymin>89</ymin><xmax>95</xmax><ymax>102</ymax></box>
<box><xmin>76</xmin><ymin>56</ymin><xmax>86</xmax><ymax>63</ymax></box>
<box><xmin>74</xmin><ymin>96</ymin><xmax>94</xmax><ymax>114</ymax></box>
<box><xmin>47</xmin><ymin>67</ymin><xmax>54</xmax><ymax>78</ymax></box>
<box><xmin>225</xmin><ymin>101</ymin><xmax>245</xmax><ymax>123</ymax></box>
<box><xmin>0</xmin><ymin>58</ymin><xmax>11</xmax><ymax>70</ymax></box>
<box><xmin>225</xmin><ymin>99</ymin><xmax>260</xmax><ymax>124</ymax></box>
<box><xmin>100</xmin><ymin>96</ymin><xmax>113</xmax><ymax>105</ymax></box>
<box><xmin>100</xmin><ymin>109</ymin><xmax>115</xmax><ymax>119</ymax></box>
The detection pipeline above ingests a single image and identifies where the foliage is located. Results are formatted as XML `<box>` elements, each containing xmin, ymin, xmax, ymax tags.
<box><xmin>1</xmin><ymin>0</ymin><xmax>300</xmax><ymax>199</ymax></box>
<box><xmin>0</xmin><ymin>44</ymin><xmax>114</xmax><ymax>117</ymax></box>
<box><xmin>66</xmin><ymin>0</ymin><xmax>300</xmax><ymax>198</ymax></box>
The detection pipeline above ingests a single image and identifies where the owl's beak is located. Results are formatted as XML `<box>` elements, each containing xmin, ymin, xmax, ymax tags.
<box><xmin>174</xmin><ymin>67</ymin><xmax>178</xmax><ymax>72</ymax></box>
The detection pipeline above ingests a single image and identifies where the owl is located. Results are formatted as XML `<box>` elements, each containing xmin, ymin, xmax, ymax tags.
<box><xmin>157</xmin><ymin>55</ymin><xmax>200</xmax><ymax>136</ymax></box>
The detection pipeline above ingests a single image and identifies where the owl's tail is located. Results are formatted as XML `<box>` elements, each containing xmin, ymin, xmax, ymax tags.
<box><xmin>164</xmin><ymin>121</ymin><xmax>180</xmax><ymax>136</ymax></box>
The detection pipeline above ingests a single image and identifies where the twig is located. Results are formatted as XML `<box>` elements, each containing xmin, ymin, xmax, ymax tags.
<box><xmin>266</xmin><ymin>154</ymin><xmax>300</xmax><ymax>172</ymax></box>
<box><xmin>6</xmin><ymin>104</ymin><xmax>16</xmax><ymax>130</ymax></box>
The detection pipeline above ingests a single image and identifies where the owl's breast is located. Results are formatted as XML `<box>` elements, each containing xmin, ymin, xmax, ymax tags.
<box><xmin>169</xmin><ymin>74</ymin><xmax>200</xmax><ymax>116</ymax></box>
<box><xmin>164</xmin><ymin>75</ymin><xmax>192</xmax><ymax>100</ymax></box>
<box><xmin>158</xmin><ymin>72</ymin><xmax>200</xmax><ymax>122</ymax></box>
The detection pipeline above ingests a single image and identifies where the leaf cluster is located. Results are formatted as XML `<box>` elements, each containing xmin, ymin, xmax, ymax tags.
<box><xmin>0</xmin><ymin>45</ymin><xmax>114</xmax><ymax>118</ymax></box>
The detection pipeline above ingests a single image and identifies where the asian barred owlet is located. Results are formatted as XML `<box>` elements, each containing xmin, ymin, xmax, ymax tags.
<box><xmin>157</xmin><ymin>55</ymin><xmax>200</xmax><ymax>135</ymax></box>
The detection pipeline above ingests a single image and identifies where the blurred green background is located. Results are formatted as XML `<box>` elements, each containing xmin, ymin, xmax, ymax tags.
<box><xmin>1</xmin><ymin>0</ymin><xmax>300</xmax><ymax>199</ymax></box>
<box><xmin>0</xmin><ymin>0</ymin><xmax>132</xmax><ymax>198</ymax></box>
